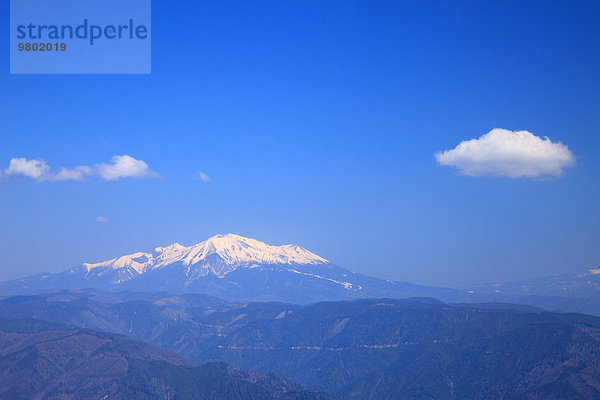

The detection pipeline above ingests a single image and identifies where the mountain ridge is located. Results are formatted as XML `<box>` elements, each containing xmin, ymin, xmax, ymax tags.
<box><xmin>2</xmin><ymin>291</ymin><xmax>600</xmax><ymax>399</ymax></box>
<box><xmin>1</xmin><ymin>234</ymin><xmax>599</xmax><ymax>315</ymax></box>
<box><xmin>0</xmin><ymin>316</ymin><xmax>335</xmax><ymax>400</ymax></box>
<box><xmin>470</xmin><ymin>267</ymin><xmax>600</xmax><ymax>299</ymax></box>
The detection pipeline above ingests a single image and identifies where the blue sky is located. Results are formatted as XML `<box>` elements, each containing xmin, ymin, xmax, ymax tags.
<box><xmin>1</xmin><ymin>0</ymin><xmax>599</xmax><ymax>286</ymax></box>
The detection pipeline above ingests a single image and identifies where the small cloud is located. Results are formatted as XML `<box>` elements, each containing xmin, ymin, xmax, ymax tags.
<box><xmin>435</xmin><ymin>128</ymin><xmax>576</xmax><ymax>178</ymax></box>
<box><xmin>197</xmin><ymin>171</ymin><xmax>211</xmax><ymax>182</ymax></box>
<box><xmin>96</xmin><ymin>155</ymin><xmax>159</xmax><ymax>181</ymax></box>
<box><xmin>53</xmin><ymin>166</ymin><xmax>93</xmax><ymax>181</ymax></box>
<box><xmin>96</xmin><ymin>216</ymin><xmax>110</xmax><ymax>223</ymax></box>
<box><xmin>4</xmin><ymin>157</ymin><xmax>51</xmax><ymax>181</ymax></box>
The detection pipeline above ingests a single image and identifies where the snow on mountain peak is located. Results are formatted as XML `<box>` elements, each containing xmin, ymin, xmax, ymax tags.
<box><xmin>183</xmin><ymin>234</ymin><xmax>327</xmax><ymax>266</ymax></box>
<box><xmin>84</xmin><ymin>234</ymin><xmax>328</xmax><ymax>276</ymax></box>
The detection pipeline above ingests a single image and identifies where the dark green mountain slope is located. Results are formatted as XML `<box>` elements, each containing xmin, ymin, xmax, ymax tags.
<box><xmin>0</xmin><ymin>317</ymin><xmax>334</xmax><ymax>400</ymax></box>
<box><xmin>1</xmin><ymin>291</ymin><xmax>600</xmax><ymax>399</ymax></box>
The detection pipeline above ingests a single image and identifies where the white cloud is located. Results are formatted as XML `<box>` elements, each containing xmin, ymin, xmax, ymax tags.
<box><xmin>4</xmin><ymin>157</ymin><xmax>51</xmax><ymax>181</ymax></box>
<box><xmin>435</xmin><ymin>128</ymin><xmax>576</xmax><ymax>178</ymax></box>
<box><xmin>2</xmin><ymin>155</ymin><xmax>159</xmax><ymax>182</ymax></box>
<box><xmin>53</xmin><ymin>166</ymin><xmax>93</xmax><ymax>181</ymax></box>
<box><xmin>96</xmin><ymin>155</ymin><xmax>158</xmax><ymax>181</ymax></box>
<box><xmin>197</xmin><ymin>171</ymin><xmax>211</xmax><ymax>182</ymax></box>
<box><xmin>96</xmin><ymin>216</ymin><xmax>110</xmax><ymax>223</ymax></box>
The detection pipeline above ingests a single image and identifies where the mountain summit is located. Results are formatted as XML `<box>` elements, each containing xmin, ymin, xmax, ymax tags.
<box><xmin>84</xmin><ymin>234</ymin><xmax>328</xmax><ymax>277</ymax></box>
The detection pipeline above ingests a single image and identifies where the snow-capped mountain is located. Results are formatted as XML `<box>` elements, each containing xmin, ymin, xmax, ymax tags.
<box><xmin>1</xmin><ymin>234</ymin><xmax>454</xmax><ymax>303</ymax></box>
<box><xmin>84</xmin><ymin>234</ymin><xmax>328</xmax><ymax>278</ymax></box>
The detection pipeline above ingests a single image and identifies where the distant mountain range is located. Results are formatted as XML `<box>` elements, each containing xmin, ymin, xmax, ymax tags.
<box><xmin>0</xmin><ymin>316</ymin><xmax>333</xmax><ymax>400</ymax></box>
<box><xmin>465</xmin><ymin>266</ymin><xmax>600</xmax><ymax>316</ymax></box>
<box><xmin>0</xmin><ymin>234</ymin><xmax>598</xmax><ymax>315</ymax></box>
<box><xmin>0</xmin><ymin>234</ymin><xmax>462</xmax><ymax>304</ymax></box>
<box><xmin>1</xmin><ymin>290</ymin><xmax>600</xmax><ymax>399</ymax></box>
<box><xmin>471</xmin><ymin>267</ymin><xmax>600</xmax><ymax>298</ymax></box>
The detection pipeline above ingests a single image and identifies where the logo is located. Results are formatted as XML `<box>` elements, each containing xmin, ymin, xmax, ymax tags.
<box><xmin>10</xmin><ymin>0</ymin><xmax>151</xmax><ymax>74</ymax></box>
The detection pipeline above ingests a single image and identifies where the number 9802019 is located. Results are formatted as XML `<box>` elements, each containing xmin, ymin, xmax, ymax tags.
<box><xmin>18</xmin><ymin>43</ymin><xmax>67</xmax><ymax>52</ymax></box>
